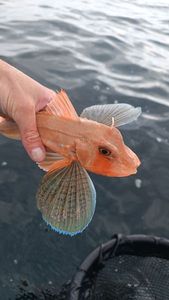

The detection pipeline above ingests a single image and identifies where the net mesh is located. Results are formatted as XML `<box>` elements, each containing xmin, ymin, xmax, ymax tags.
<box><xmin>91</xmin><ymin>255</ymin><xmax>169</xmax><ymax>300</ymax></box>
<box><xmin>14</xmin><ymin>235</ymin><xmax>169</xmax><ymax>300</ymax></box>
<box><xmin>70</xmin><ymin>235</ymin><xmax>169</xmax><ymax>300</ymax></box>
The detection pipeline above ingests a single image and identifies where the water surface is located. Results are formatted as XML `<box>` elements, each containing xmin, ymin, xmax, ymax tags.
<box><xmin>0</xmin><ymin>0</ymin><xmax>169</xmax><ymax>298</ymax></box>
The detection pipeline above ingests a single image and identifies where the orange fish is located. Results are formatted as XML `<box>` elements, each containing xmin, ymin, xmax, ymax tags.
<box><xmin>0</xmin><ymin>90</ymin><xmax>141</xmax><ymax>235</ymax></box>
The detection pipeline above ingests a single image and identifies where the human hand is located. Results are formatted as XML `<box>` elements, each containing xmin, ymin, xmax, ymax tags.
<box><xmin>0</xmin><ymin>59</ymin><xmax>55</xmax><ymax>162</ymax></box>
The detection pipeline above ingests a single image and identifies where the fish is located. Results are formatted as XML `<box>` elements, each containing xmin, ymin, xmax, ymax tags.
<box><xmin>0</xmin><ymin>89</ymin><xmax>141</xmax><ymax>236</ymax></box>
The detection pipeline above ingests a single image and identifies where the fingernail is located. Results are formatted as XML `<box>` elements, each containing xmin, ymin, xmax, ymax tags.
<box><xmin>31</xmin><ymin>147</ymin><xmax>45</xmax><ymax>162</ymax></box>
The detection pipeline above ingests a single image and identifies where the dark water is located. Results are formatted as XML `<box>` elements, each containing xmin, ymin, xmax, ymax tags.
<box><xmin>0</xmin><ymin>0</ymin><xmax>169</xmax><ymax>299</ymax></box>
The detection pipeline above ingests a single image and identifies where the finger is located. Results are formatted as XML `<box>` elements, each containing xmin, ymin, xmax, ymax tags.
<box><xmin>15</xmin><ymin>104</ymin><xmax>46</xmax><ymax>162</ymax></box>
<box><xmin>35</xmin><ymin>88</ymin><xmax>56</xmax><ymax>112</ymax></box>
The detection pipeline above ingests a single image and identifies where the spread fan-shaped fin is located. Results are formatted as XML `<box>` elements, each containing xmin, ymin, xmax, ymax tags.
<box><xmin>80</xmin><ymin>104</ymin><xmax>141</xmax><ymax>127</ymax></box>
<box><xmin>36</xmin><ymin>161</ymin><xmax>96</xmax><ymax>236</ymax></box>
<box><xmin>45</xmin><ymin>89</ymin><xmax>79</xmax><ymax>120</ymax></box>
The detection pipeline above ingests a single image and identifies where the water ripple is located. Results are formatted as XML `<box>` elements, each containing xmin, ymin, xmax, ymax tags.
<box><xmin>0</xmin><ymin>1</ymin><xmax>169</xmax><ymax>298</ymax></box>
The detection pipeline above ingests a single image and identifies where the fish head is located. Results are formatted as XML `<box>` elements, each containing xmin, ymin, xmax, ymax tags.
<box><xmin>76</xmin><ymin>124</ymin><xmax>140</xmax><ymax>177</ymax></box>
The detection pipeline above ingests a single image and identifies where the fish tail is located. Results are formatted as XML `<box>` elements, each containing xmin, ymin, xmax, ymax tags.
<box><xmin>0</xmin><ymin>117</ymin><xmax>21</xmax><ymax>140</ymax></box>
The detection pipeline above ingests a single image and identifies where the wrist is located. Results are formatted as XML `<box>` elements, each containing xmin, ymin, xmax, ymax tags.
<box><xmin>0</xmin><ymin>59</ymin><xmax>11</xmax><ymax>78</ymax></box>
<box><xmin>0</xmin><ymin>60</ymin><xmax>12</xmax><ymax>114</ymax></box>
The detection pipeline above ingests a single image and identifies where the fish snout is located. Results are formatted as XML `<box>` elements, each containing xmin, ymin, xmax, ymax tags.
<box><xmin>121</xmin><ymin>146</ymin><xmax>140</xmax><ymax>175</ymax></box>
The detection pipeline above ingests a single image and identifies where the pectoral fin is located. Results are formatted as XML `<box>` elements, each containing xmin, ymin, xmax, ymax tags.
<box><xmin>37</xmin><ymin>151</ymin><xmax>65</xmax><ymax>171</ymax></box>
<box><xmin>80</xmin><ymin>104</ymin><xmax>141</xmax><ymax>127</ymax></box>
<box><xmin>36</xmin><ymin>161</ymin><xmax>96</xmax><ymax>236</ymax></box>
<box><xmin>0</xmin><ymin>117</ymin><xmax>21</xmax><ymax>140</ymax></box>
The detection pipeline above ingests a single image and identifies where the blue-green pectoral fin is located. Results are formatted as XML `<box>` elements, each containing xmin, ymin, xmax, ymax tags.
<box><xmin>36</xmin><ymin>162</ymin><xmax>96</xmax><ymax>236</ymax></box>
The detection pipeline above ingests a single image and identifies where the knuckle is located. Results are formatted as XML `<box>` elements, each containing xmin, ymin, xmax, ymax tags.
<box><xmin>23</xmin><ymin>130</ymin><xmax>40</xmax><ymax>144</ymax></box>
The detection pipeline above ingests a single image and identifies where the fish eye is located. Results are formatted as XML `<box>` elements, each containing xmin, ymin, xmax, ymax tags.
<box><xmin>98</xmin><ymin>147</ymin><xmax>111</xmax><ymax>156</ymax></box>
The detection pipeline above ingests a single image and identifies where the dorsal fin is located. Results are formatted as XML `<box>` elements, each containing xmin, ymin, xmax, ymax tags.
<box><xmin>45</xmin><ymin>89</ymin><xmax>79</xmax><ymax>120</ymax></box>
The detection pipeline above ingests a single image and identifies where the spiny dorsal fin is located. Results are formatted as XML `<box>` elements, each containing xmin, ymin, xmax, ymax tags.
<box><xmin>45</xmin><ymin>89</ymin><xmax>79</xmax><ymax>120</ymax></box>
<box><xmin>80</xmin><ymin>103</ymin><xmax>141</xmax><ymax>127</ymax></box>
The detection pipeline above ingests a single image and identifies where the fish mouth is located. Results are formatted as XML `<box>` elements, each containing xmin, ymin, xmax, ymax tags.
<box><xmin>125</xmin><ymin>146</ymin><xmax>141</xmax><ymax>168</ymax></box>
<box><xmin>118</xmin><ymin>149</ymin><xmax>140</xmax><ymax>177</ymax></box>
<box><xmin>87</xmin><ymin>163</ymin><xmax>139</xmax><ymax>177</ymax></box>
<box><xmin>107</xmin><ymin>165</ymin><xmax>139</xmax><ymax>177</ymax></box>
<box><xmin>109</xmin><ymin>148</ymin><xmax>141</xmax><ymax>177</ymax></box>
<box><xmin>117</xmin><ymin>167</ymin><xmax>138</xmax><ymax>177</ymax></box>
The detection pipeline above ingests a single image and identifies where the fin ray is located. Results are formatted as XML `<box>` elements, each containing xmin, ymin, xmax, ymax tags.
<box><xmin>0</xmin><ymin>117</ymin><xmax>20</xmax><ymax>140</ymax></box>
<box><xmin>45</xmin><ymin>89</ymin><xmax>79</xmax><ymax>120</ymax></box>
<box><xmin>37</xmin><ymin>151</ymin><xmax>64</xmax><ymax>171</ymax></box>
<box><xmin>80</xmin><ymin>104</ymin><xmax>141</xmax><ymax>127</ymax></box>
<box><xmin>36</xmin><ymin>162</ymin><xmax>96</xmax><ymax>236</ymax></box>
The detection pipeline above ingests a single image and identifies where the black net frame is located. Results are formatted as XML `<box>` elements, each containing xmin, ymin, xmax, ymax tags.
<box><xmin>68</xmin><ymin>234</ymin><xmax>169</xmax><ymax>300</ymax></box>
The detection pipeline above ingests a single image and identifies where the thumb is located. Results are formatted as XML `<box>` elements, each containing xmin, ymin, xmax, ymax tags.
<box><xmin>15</xmin><ymin>105</ymin><xmax>46</xmax><ymax>162</ymax></box>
